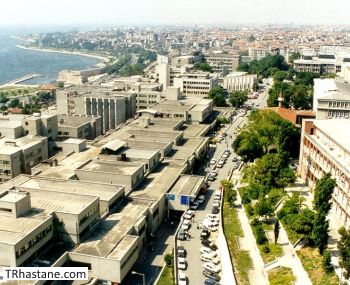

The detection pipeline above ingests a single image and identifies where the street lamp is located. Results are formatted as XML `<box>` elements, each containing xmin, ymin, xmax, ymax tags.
<box><xmin>132</xmin><ymin>271</ymin><xmax>145</xmax><ymax>285</ymax></box>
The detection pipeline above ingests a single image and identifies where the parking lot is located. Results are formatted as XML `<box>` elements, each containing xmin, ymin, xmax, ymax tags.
<box><xmin>176</xmin><ymin>114</ymin><xmax>246</xmax><ymax>285</ymax></box>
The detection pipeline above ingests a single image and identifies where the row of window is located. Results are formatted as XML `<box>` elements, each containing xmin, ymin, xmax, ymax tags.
<box><xmin>327</xmin><ymin>111</ymin><xmax>350</xmax><ymax>118</ymax></box>
<box><xmin>328</xmin><ymin>102</ymin><xmax>350</xmax><ymax>108</ymax></box>
<box><xmin>79</xmin><ymin>205</ymin><xmax>99</xmax><ymax>226</ymax></box>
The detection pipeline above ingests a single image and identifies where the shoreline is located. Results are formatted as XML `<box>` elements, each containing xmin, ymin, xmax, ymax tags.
<box><xmin>16</xmin><ymin>44</ymin><xmax>110</xmax><ymax>64</ymax></box>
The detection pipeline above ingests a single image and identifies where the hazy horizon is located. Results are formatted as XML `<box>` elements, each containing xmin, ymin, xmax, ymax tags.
<box><xmin>1</xmin><ymin>0</ymin><xmax>349</xmax><ymax>28</ymax></box>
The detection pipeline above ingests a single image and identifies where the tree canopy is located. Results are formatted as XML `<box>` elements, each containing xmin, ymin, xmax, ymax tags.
<box><xmin>229</xmin><ymin>90</ymin><xmax>248</xmax><ymax>108</ymax></box>
<box><xmin>208</xmin><ymin>86</ymin><xmax>227</xmax><ymax>107</ymax></box>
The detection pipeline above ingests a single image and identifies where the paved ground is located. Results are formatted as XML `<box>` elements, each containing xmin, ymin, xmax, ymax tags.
<box><xmin>123</xmin><ymin>220</ymin><xmax>179</xmax><ymax>285</ymax></box>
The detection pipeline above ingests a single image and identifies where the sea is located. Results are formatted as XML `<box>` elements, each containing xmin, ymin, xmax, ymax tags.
<box><xmin>0</xmin><ymin>27</ymin><xmax>100</xmax><ymax>85</ymax></box>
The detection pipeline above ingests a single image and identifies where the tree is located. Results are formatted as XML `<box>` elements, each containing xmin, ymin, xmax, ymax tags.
<box><xmin>213</xmin><ymin>94</ymin><xmax>227</xmax><ymax>107</ymax></box>
<box><xmin>273</xmin><ymin>71</ymin><xmax>289</xmax><ymax>83</ymax></box>
<box><xmin>338</xmin><ymin>227</ymin><xmax>350</xmax><ymax>279</ymax></box>
<box><xmin>311</xmin><ymin>212</ymin><xmax>329</xmax><ymax>254</ymax></box>
<box><xmin>208</xmin><ymin>86</ymin><xmax>224</xmax><ymax>99</ymax></box>
<box><xmin>289</xmin><ymin>52</ymin><xmax>301</xmax><ymax>63</ymax></box>
<box><xmin>8</xmin><ymin>98</ymin><xmax>20</xmax><ymax>108</ymax></box>
<box><xmin>229</xmin><ymin>90</ymin><xmax>248</xmax><ymax>108</ymax></box>
<box><xmin>323</xmin><ymin>250</ymin><xmax>333</xmax><ymax>273</ymax></box>
<box><xmin>274</xmin><ymin>219</ymin><xmax>280</xmax><ymax>244</ymax></box>
<box><xmin>254</xmin><ymin>198</ymin><xmax>274</xmax><ymax>220</ymax></box>
<box><xmin>313</xmin><ymin>173</ymin><xmax>336</xmax><ymax>215</ymax></box>
<box><xmin>57</xmin><ymin>81</ymin><xmax>64</xmax><ymax>88</ymax></box>
<box><xmin>194</xmin><ymin>62</ymin><xmax>213</xmax><ymax>72</ymax></box>
<box><xmin>164</xmin><ymin>253</ymin><xmax>173</xmax><ymax>267</ymax></box>
<box><xmin>255</xmin><ymin>225</ymin><xmax>268</xmax><ymax>244</ymax></box>
<box><xmin>290</xmin><ymin>208</ymin><xmax>315</xmax><ymax>236</ymax></box>
<box><xmin>252</xmin><ymin>81</ymin><xmax>259</xmax><ymax>92</ymax></box>
<box><xmin>216</xmin><ymin>115</ymin><xmax>228</xmax><ymax>127</ymax></box>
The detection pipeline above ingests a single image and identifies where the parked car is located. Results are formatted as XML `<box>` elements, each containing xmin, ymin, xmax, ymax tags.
<box><xmin>197</xmin><ymin>195</ymin><xmax>206</xmax><ymax>204</ymax></box>
<box><xmin>190</xmin><ymin>201</ymin><xmax>200</xmax><ymax>210</ymax></box>
<box><xmin>206</xmin><ymin>224</ymin><xmax>218</xmax><ymax>232</ymax></box>
<box><xmin>204</xmin><ymin>278</ymin><xmax>217</xmax><ymax>285</ymax></box>
<box><xmin>178</xmin><ymin>228</ymin><xmax>186</xmax><ymax>240</ymax></box>
<box><xmin>211</xmin><ymin>206</ymin><xmax>219</xmax><ymax>214</ymax></box>
<box><xmin>177</xmin><ymin>246</ymin><xmax>186</xmax><ymax>258</ymax></box>
<box><xmin>181</xmin><ymin>220</ymin><xmax>190</xmax><ymax>230</ymax></box>
<box><xmin>200</xmin><ymin>247</ymin><xmax>216</xmax><ymax>256</ymax></box>
<box><xmin>201</xmin><ymin>240</ymin><xmax>218</xmax><ymax>251</ymax></box>
<box><xmin>203</xmin><ymin>270</ymin><xmax>221</xmax><ymax>281</ymax></box>
<box><xmin>222</xmin><ymin>153</ymin><xmax>229</xmax><ymax>159</ymax></box>
<box><xmin>216</xmin><ymin>161</ymin><xmax>224</xmax><ymax>168</ymax></box>
<box><xmin>202</xmin><ymin>262</ymin><xmax>220</xmax><ymax>273</ymax></box>
<box><xmin>201</xmin><ymin>255</ymin><xmax>220</xmax><ymax>264</ymax></box>
<box><xmin>208</xmin><ymin>175</ymin><xmax>216</xmax><ymax>181</ymax></box>
<box><xmin>213</xmin><ymin>201</ymin><xmax>220</xmax><ymax>208</ymax></box>
<box><xmin>178</xmin><ymin>271</ymin><xmax>187</xmax><ymax>285</ymax></box>
<box><xmin>178</xmin><ymin>257</ymin><xmax>187</xmax><ymax>270</ymax></box>
<box><xmin>206</xmin><ymin>214</ymin><xmax>219</xmax><ymax>221</ymax></box>
<box><xmin>201</xmin><ymin>229</ymin><xmax>210</xmax><ymax>240</ymax></box>
<box><xmin>210</xmin><ymin>159</ymin><xmax>216</xmax><ymax>165</ymax></box>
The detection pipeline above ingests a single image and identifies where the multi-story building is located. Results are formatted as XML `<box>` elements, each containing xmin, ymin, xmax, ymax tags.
<box><xmin>173</xmin><ymin>72</ymin><xmax>218</xmax><ymax>97</ymax></box>
<box><xmin>223</xmin><ymin>72</ymin><xmax>257</xmax><ymax>91</ymax></box>
<box><xmin>248</xmin><ymin>47</ymin><xmax>270</xmax><ymax>60</ymax></box>
<box><xmin>204</xmin><ymin>52</ymin><xmax>239</xmax><ymax>74</ymax></box>
<box><xmin>56</xmin><ymin>86</ymin><xmax>136</xmax><ymax>134</ymax></box>
<box><xmin>57</xmin><ymin>114</ymin><xmax>102</xmax><ymax>139</ymax></box>
<box><xmin>313</xmin><ymin>78</ymin><xmax>350</xmax><ymax>119</ymax></box>
<box><xmin>294</xmin><ymin>58</ymin><xmax>342</xmax><ymax>74</ymax></box>
<box><xmin>299</xmin><ymin>119</ymin><xmax>350</xmax><ymax>226</ymax></box>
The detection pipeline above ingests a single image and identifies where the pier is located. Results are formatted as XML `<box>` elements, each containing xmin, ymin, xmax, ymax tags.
<box><xmin>5</xmin><ymin>73</ymin><xmax>42</xmax><ymax>85</ymax></box>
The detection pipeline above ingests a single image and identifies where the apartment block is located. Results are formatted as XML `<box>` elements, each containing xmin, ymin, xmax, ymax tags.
<box><xmin>299</xmin><ymin>119</ymin><xmax>350</xmax><ymax>226</ymax></box>
<box><xmin>248</xmin><ymin>47</ymin><xmax>270</xmax><ymax>60</ymax></box>
<box><xmin>57</xmin><ymin>114</ymin><xmax>102</xmax><ymax>139</ymax></box>
<box><xmin>294</xmin><ymin>58</ymin><xmax>342</xmax><ymax>74</ymax></box>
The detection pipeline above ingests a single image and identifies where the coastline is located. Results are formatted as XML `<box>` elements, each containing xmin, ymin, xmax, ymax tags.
<box><xmin>16</xmin><ymin>44</ymin><xmax>110</xmax><ymax>64</ymax></box>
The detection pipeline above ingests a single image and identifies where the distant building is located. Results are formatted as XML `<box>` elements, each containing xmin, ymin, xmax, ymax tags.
<box><xmin>248</xmin><ymin>47</ymin><xmax>270</xmax><ymax>60</ymax></box>
<box><xmin>299</xmin><ymin>119</ymin><xmax>350</xmax><ymax>226</ymax></box>
<box><xmin>223</xmin><ymin>72</ymin><xmax>257</xmax><ymax>91</ymax></box>
<box><xmin>294</xmin><ymin>58</ymin><xmax>342</xmax><ymax>74</ymax></box>
<box><xmin>313</xmin><ymin>79</ymin><xmax>350</xmax><ymax>119</ymax></box>
<box><xmin>204</xmin><ymin>52</ymin><xmax>239</xmax><ymax>74</ymax></box>
<box><xmin>173</xmin><ymin>72</ymin><xmax>218</xmax><ymax>97</ymax></box>
<box><xmin>266</xmin><ymin>107</ymin><xmax>315</xmax><ymax>126</ymax></box>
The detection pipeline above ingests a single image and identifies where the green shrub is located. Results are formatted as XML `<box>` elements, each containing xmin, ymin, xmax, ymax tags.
<box><xmin>255</xmin><ymin>225</ymin><xmax>268</xmax><ymax>245</ymax></box>
<box><xmin>323</xmin><ymin>250</ymin><xmax>333</xmax><ymax>273</ymax></box>
<box><xmin>164</xmin><ymin>253</ymin><xmax>173</xmax><ymax>267</ymax></box>
<box><xmin>246</xmin><ymin>204</ymin><xmax>254</xmax><ymax>217</ymax></box>
<box><xmin>263</xmin><ymin>245</ymin><xmax>270</xmax><ymax>254</ymax></box>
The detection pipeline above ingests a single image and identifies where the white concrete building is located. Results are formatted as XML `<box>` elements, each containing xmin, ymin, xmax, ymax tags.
<box><xmin>223</xmin><ymin>72</ymin><xmax>257</xmax><ymax>92</ymax></box>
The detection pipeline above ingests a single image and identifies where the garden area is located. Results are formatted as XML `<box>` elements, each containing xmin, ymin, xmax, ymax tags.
<box><xmin>157</xmin><ymin>252</ymin><xmax>175</xmax><ymax>285</ymax></box>
<box><xmin>268</xmin><ymin>266</ymin><xmax>296</xmax><ymax>285</ymax></box>
<box><xmin>222</xmin><ymin>182</ymin><xmax>252</xmax><ymax>285</ymax></box>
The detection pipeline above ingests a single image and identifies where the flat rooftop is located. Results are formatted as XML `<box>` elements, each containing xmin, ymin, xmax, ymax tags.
<box><xmin>126</xmin><ymin>139</ymin><xmax>172</xmax><ymax>151</ymax></box>
<box><xmin>0</xmin><ymin>135</ymin><xmax>46</xmax><ymax>155</ymax></box>
<box><xmin>169</xmin><ymin>175</ymin><xmax>204</xmax><ymax>197</ymax></box>
<box><xmin>16</xmin><ymin>187</ymin><xmax>98</xmax><ymax>215</ymax></box>
<box><xmin>182</xmin><ymin>124</ymin><xmax>210</xmax><ymax>138</ymax></box>
<box><xmin>78</xmin><ymin>159</ymin><xmax>143</xmax><ymax>176</ymax></box>
<box><xmin>313</xmin><ymin>119</ymin><xmax>350</xmax><ymax>154</ymax></box>
<box><xmin>124</xmin><ymin>148</ymin><xmax>159</xmax><ymax>160</ymax></box>
<box><xmin>18</xmin><ymin>176</ymin><xmax>124</xmax><ymax>203</ymax></box>
<box><xmin>0</xmin><ymin>213</ymin><xmax>51</xmax><ymax>245</ymax></box>
<box><xmin>73</xmin><ymin>200</ymin><xmax>149</xmax><ymax>259</ymax></box>
<box><xmin>171</xmin><ymin>137</ymin><xmax>208</xmax><ymax>161</ymax></box>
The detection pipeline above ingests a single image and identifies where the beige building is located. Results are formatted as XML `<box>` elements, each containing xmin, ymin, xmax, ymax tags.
<box><xmin>294</xmin><ymin>58</ymin><xmax>342</xmax><ymax>74</ymax></box>
<box><xmin>173</xmin><ymin>72</ymin><xmax>218</xmax><ymax>97</ymax></box>
<box><xmin>56</xmin><ymin>86</ymin><xmax>136</xmax><ymax>134</ymax></box>
<box><xmin>299</xmin><ymin>119</ymin><xmax>350</xmax><ymax>226</ymax></box>
<box><xmin>223</xmin><ymin>72</ymin><xmax>257</xmax><ymax>91</ymax></box>
<box><xmin>204</xmin><ymin>52</ymin><xmax>239</xmax><ymax>74</ymax></box>
<box><xmin>249</xmin><ymin>47</ymin><xmax>270</xmax><ymax>60</ymax></box>
<box><xmin>57</xmin><ymin>114</ymin><xmax>102</xmax><ymax>139</ymax></box>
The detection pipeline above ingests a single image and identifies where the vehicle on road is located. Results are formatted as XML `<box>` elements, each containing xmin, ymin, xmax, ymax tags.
<box><xmin>205</xmin><ymin>224</ymin><xmax>218</xmax><ymax>232</ymax></box>
<box><xmin>201</xmin><ymin>228</ymin><xmax>210</xmax><ymax>240</ymax></box>
<box><xmin>222</xmin><ymin>153</ymin><xmax>229</xmax><ymax>159</ymax></box>
<box><xmin>202</xmin><ymin>262</ymin><xmax>220</xmax><ymax>273</ymax></box>
<box><xmin>213</xmin><ymin>201</ymin><xmax>220</xmax><ymax>208</ymax></box>
<box><xmin>178</xmin><ymin>257</ymin><xmax>187</xmax><ymax>270</ymax></box>
<box><xmin>208</xmin><ymin>175</ymin><xmax>216</xmax><ymax>181</ymax></box>
<box><xmin>177</xmin><ymin>246</ymin><xmax>186</xmax><ymax>258</ymax></box>
<box><xmin>178</xmin><ymin>271</ymin><xmax>187</xmax><ymax>285</ymax></box>
<box><xmin>204</xmin><ymin>278</ymin><xmax>217</xmax><ymax>285</ymax></box>
<box><xmin>210</xmin><ymin>159</ymin><xmax>216</xmax><ymax>165</ymax></box>
<box><xmin>203</xmin><ymin>270</ymin><xmax>221</xmax><ymax>281</ymax></box>
<box><xmin>200</xmin><ymin>247</ymin><xmax>217</xmax><ymax>256</ymax></box>
<box><xmin>206</xmin><ymin>214</ymin><xmax>219</xmax><ymax>221</ymax></box>
<box><xmin>216</xmin><ymin>163</ymin><xmax>223</xmax><ymax>168</ymax></box>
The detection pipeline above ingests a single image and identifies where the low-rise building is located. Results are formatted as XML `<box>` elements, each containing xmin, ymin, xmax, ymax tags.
<box><xmin>173</xmin><ymin>72</ymin><xmax>218</xmax><ymax>97</ymax></box>
<box><xmin>223</xmin><ymin>72</ymin><xmax>257</xmax><ymax>91</ymax></box>
<box><xmin>294</xmin><ymin>58</ymin><xmax>342</xmax><ymax>74</ymax></box>
<box><xmin>57</xmin><ymin>114</ymin><xmax>102</xmax><ymax>139</ymax></box>
<box><xmin>204</xmin><ymin>52</ymin><xmax>239</xmax><ymax>74</ymax></box>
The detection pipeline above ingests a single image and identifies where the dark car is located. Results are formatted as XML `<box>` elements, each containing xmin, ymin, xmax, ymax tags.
<box><xmin>201</xmin><ymin>239</ymin><xmax>218</xmax><ymax>250</ymax></box>
<box><xmin>211</xmin><ymin>206</ymin><xmax>219</xmax><ymax>214</ymax></box>
<box><xmin>201</xmin><ymin>229</ymin><xmax>210</xmax><ymax>240</ymax></box>
<box><xmin>177</xmin><ymin>245</ymin><xmax>186</xmax><ymax>257</ymax></box>
<box><xmin>204</xmin><ymin>278</ymin><xmax>216</xmax><ymax>285</ymax></box>
<box><xmin>203</xmin><ymin>270</ymin><xmax>221</xmax><ymax>282</ymax></box>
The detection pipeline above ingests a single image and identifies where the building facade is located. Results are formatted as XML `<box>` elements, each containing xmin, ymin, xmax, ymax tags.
<box><xmin>223</xmin><ymin>72</ymin><xmax>257</xmax><ymax>91</ymax></box>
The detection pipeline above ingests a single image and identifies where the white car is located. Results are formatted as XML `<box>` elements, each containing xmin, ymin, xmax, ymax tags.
<box><xmin>197</xmin><ymin>195</ymin><xmax>205</xmax><ymax>204</ymax></box>
<box><xmin>200</xmin><ymin>247</ymin><xmax>216</xmax><ymax>256</ymax></box>
<box><xmin>206</xmin><ymin>214</ymin><xmax>219</xmax><ymax>220</ymax></box>
<box><xmin>213</xmin><ymin>201</ymin><xmax>220</xmax><ymax>208</ymax></box>
<box><xmin>222</xmin><ymin>153</ymin><xmax>229</xmax><ymax>159</ymax></box>
<box><xmin>181</xmin><ymin>220</ymin><xmax>190</xmax><ymax>230</ymax></box>
<box><xmin>187</xmin><ymin>210</ymin><xmax>194</xmax><ymax>217</ymax></box>
<box><xmin>178</xmin><ymin>257</ymin><xmax>186</xmax><ymax>270</ymax></box>
<box><xmin>184</xmin><ymin>212</ymin><xmax>192</xmax><ymax>220</ymax></box>
<box><xmin>178</xmin><ymin>271</ymin><xmax>187</xmax><ymax>285</ymax></box>
<box><xmin>203</xmin><ymin>218</ymin><xmax>219</xmax><ymax>227</ymax></box>
<box><xmin>202</xmin><ymin>262</ymin><xmax>220</xmax><ymax>273</ymax></box>
<box><xmin>216</xmin><ymin>162</ymin><xmax>224</xmax><ymax>168</ymax></box>
<box><xmin>201</xmin><ymin>254</ymin><xmax>220</xmax><ymax>265</ymax></box>
<box><xmin>210</xmin><ymin>159</ymin><xmax>216</xmax><ymax>165</ymax></box>
<box><xmin>206</xmin><ymin>224</ymin><xmax>218</xmax><ymax>232</ymax></box>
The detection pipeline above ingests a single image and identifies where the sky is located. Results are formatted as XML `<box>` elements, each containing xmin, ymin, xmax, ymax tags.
<box><xmin>0</xmin><ymin>0</ymin><xmax>349</xmax><ymax>27</ymax></box>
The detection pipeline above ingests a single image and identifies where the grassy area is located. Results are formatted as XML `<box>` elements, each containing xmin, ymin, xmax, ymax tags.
<box><xmin>223</xmin><ymin>199</ymin><xmax>252</xmax><ymax>285</ymax></box>
<box><xmin>157</xmin><ymin>265</ymin><xmax>175</xmax><ymax>285</ymax></box>
<box><xmin>280</xmin><ymin>219</ymin><xmax>303</xmax><ymax>245</ymax></box>
<box><xmin>259</xmin><ymin>243</ymin><xmax>283</xmax><ymax>264</ymax></box>
<box><xmin>0</xmin><ymin>86</ymin><xmax>38</xmax><ymax>96</ymax></box>
<box><xmin>297</xmin><ymin>247</ymin><xmax>339</xmax><ymax>285</ymax></box>
<box><xmin>268</xmin><ymin>266</ymin><xmax>296</xmax><ymax>285</ymax></box>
